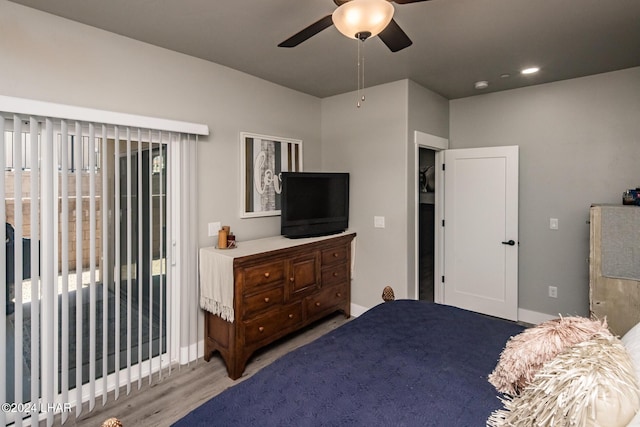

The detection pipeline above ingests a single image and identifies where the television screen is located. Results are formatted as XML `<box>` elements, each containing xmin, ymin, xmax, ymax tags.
<box><xmin>281</xmin><ymin>172</ymin><xmax>349</xmax><ymax>238</ymax></box>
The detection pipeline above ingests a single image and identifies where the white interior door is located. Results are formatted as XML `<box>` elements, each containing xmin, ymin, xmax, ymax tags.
<box><xmin>443</xmin><ymin>146</ymin><xmax>518</xmax><ymax>320</ymax></box>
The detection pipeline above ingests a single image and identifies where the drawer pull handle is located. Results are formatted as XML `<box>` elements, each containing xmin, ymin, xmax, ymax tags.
<box><xmin>258</xmin><ymin>326</ymin><xmax>264</xmax><ymax>332</ymax></box>
<box><xmin>264</xmin><ymin>272</ymin><xmax>270</xmax><ymax>278</ymax></box>
<box><xmin>288</xmin><ymin>313</ymin><xmax>294</xmax><ymax>319</ymax></box>
<box><xmin>336</xmin><ymin>292</ymin><xmax>342</xmax><ymax>297</ymax></box>
<box><xmin>315</xmin><ymin>302</ymin><xmax>321</xmax><ymax>307</ymax></box>
<box><xmin>333</xmin><ymin>272</ymin><xmax>338</xmax><ymax>277</ymax></box>
<box><xmin>290</xmin><ymin>277</ymin><xmax>295</xmax><ymax>282</ymax></box>
<box><xmin>264</xmin><ymin>297</ymin><xmax>270</xmax><ymax>303</ymax></box>
<box><xmin>333</xmin><ymin>253</ymin><xmax>339</xmax><ymax>257</ymax></box>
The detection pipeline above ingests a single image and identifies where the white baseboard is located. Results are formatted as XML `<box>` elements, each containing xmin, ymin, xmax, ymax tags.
<box><xmin>518</xmin><ymin>308</ymin><xmax>557</xmax><ymax>325</ymax></box>
<box><xmin>350</xmin><ymin>303</ymin><xmax>368</xmax><ymax>317</ymax></box>
<box><xmin>180</xmin><ymin>340</ymin><xmax>204</xmax><ymax>364</ymax></box>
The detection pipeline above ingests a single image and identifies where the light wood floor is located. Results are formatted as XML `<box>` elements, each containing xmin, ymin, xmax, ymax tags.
<box><xmin>45</xmin><ymin>313</ymin><xmax>350</xmax><ymax>427</ymax></box>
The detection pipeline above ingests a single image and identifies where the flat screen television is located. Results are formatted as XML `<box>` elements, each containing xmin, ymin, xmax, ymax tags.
<box><xmin>281</xmin><ymin>172</ymin><xmax>349</xmax><ymax>239</ymax></box>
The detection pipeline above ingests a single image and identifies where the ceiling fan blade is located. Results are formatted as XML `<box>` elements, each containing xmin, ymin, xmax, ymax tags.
<box><xmin>278</xmin><ymin>15</ymin><xmax>334</xmax><ymax>48</ymax></box>
<box><xmin>378</xmin><ymin>18</ymin><xmax>412</xmax><ymax>52</ymax></box>
<box><xmin>393</xmin><ymin>0</ymin><xmax>432</xmax><ymax>4</ymax></box>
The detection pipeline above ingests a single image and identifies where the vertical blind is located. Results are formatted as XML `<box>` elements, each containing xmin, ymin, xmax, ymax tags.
<box><xmin>1</xmin><ymin>96</ymin><xmax>206</xmax><ymax>426</ymax></box>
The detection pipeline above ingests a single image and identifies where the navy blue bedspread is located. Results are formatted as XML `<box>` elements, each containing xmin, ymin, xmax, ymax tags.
<box><xmin>174</xmin><ymin>300</ymin><xmax>523</xmax><ymax>426</ymax></box>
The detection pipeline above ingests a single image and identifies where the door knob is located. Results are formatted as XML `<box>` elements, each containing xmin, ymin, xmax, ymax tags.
<box><xmin>501</xmin><ymin>240</ymin><xmax>516</xmax><ymax>246</ymax></box>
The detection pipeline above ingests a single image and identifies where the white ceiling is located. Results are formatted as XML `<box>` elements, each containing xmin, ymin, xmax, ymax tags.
<box><xmin>8</xmin><ymin>0</ymin><xmax>640</xmax><ymax>99</ymax></box>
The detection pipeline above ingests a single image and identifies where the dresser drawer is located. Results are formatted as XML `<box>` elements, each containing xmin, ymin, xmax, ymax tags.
<box><xmin>305</xmin><ymin>283</ymin><xmax>348</xmax><ymax>319</ymax></box>
<box><xmin>321</xmin><ymin>262</ymin><xmax>349</xmax><ymax>287</ymax></box>
<box><xmin>243</xmin><ymin>261</ymin><xmax>286</xmax><ymax>291</ymax></box>
<box><xmin>242</xmin><ymin>287</ymin><xmax>284</xmax><ymax>320</ymax></box>
<box><xmin>243</xmin><ymin>304</ymin><xmax>303</xmax><ymax>346</ymax></box>
<box><xmin>321</xmin><ymin>245</ymin><xmax>348</xmax><ymax>266</ymax></box>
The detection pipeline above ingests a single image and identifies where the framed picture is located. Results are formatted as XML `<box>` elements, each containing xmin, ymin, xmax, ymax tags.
<box><xmin>240</xmin><ymin>132</ymin><xmax>303</xmax><ymax>218</ymax></box>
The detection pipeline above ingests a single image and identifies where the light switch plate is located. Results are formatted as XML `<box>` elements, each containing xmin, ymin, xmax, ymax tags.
<box><xmin>208</xmin><ymin>221</ymin><xmax>221</xmax><ymax>236</ymax></box>
<box><xmin>550</xmin><ymin>218</ymin><xmax>558</xmax><ymax>230</ymax></box>
<box><xmin>374</xmin><ymin>216</ymin><xmax>385</xmax><ymax>228</ymax></box>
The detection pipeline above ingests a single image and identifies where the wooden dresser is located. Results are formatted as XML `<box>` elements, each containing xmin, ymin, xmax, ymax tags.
<box><xmin>201</xmin><ymin>232</ymin><xmax>355</xmax><ymax>379</ymax></box>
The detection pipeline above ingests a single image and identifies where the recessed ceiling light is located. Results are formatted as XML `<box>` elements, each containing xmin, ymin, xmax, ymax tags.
<box><xmin>500</xmin><ymin>73</ymin><xmax>511</xmax><ymax>79</ymax></box>
<box><xmin>474</xmin><ymin>80</ymin><xmax>489</xmax><ymax>90</ymax></box>
<box><xmin>521</xmin><ymin>67</ymin><xmax>540</xmax><ymax>75</ymax></box>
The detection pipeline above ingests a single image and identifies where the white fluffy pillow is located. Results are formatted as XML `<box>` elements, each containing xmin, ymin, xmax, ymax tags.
<box><xmin>622</xmin><ymin>321</ymin><xmax>640</xmax><ymax>379</ymax></box>
<box><xmin>488</xmin><ymin>336</ymin><xmax>640</xmax><ymax>427</ymax></box>
<box><xmin>622</xmin><ymin>322</ymin><xmax>640</xmax><ymax>427</ymax></box>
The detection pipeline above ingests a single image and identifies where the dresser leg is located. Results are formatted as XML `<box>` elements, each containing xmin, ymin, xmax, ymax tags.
<box><xmin>342</xmin><ymin>301</ymin><xmax>351</xmax><ymax>318</ymax></box>
<box><xmin>227</xmin><ymin>352</ymin><xmax>251</xmax><ymax>380</ymax></box>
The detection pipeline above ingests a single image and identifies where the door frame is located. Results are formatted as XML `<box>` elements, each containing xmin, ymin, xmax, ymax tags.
<box><xmin>413</xmin><ymin>131</ymin><xmax>448</xmax><ymax>304</ymax></box>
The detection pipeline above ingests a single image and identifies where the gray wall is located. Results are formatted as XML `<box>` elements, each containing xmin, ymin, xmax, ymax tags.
<box><xmin>450</xmin><ymin>67</ymin><xmax>640</xmax><ymax>317</ymax></box>
<box><xmin>321</xmin><ymin>80</ymin><xmax>448</xmax><ymax>309</ymax></box>
<box><xmin>408</xmin><ymin>80</ymin><xmax>450</xmax><ymax>140</ymax></box>
<box><xmin>0</xmin><ymin>1</ymin><xmax>322</xmax><ymax>246</ymax></box>
<box><xmin>0</xmin><ymin>1</ymin><xmax>322</xmax><ymax>349</ymax></box>
<box><xmin>321</xmin><ymin>81</ymin><xmax>409</xmax><ymax>309</ymax></box>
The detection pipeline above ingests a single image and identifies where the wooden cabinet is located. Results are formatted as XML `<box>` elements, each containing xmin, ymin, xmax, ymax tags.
<box><xmin>203</xmin><ymin>233</ymin><xmax>355</xmax><ymax>379</ymax></box>
<box><xmin>589</xmin><ymin>205</ymin><xmax>640</xmax><ymax>336</ymax></box>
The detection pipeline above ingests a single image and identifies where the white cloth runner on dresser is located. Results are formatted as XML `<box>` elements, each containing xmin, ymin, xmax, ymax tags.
<box><xmin>199</xmin><ymin>232</ymin><xmax>356</xmax><ymax>323</ymax></box>
<box><xmin>199</xmin><ymin>246</ymin><xmax>236</xmax><ymax>322</ymax></box>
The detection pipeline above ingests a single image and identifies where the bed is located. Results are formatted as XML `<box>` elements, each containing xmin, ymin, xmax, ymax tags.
<box><xmin>174</xmin><ymin>300</ymin><xmax>525</xmax><ymax>426</ymax></box>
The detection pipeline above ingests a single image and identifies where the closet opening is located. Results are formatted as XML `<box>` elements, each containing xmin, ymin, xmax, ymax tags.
<box><xmin>418</xmin><ymin>147</ymin><xmax>436</xmax><ymax>302</ymax></box>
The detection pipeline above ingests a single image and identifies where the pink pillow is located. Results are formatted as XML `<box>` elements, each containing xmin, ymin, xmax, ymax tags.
<box><xmin>489</xmin><ymin>316</ymin><xmax>612</xmax><ymax>395</ymax></box>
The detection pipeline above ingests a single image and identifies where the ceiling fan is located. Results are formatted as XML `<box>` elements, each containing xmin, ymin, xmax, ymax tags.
<box><xmin>278</xmin><ymin>0</ymin><xmax>431</xmax><ymax>53</ymax></box>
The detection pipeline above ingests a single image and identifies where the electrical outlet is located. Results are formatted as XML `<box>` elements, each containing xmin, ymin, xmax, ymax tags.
<box><xmin>548</xmin><ymin>286</ymin><xmax>558</xmax><ymax>298</ymax></box>
<box><xmin>374</xmin><ymin>216</ymin><xmax>385</xmax><ymax>228</ymax></box>
<box><xmin>549</xmin><ymin>218</ymin><xmax>559</xmax><ymax>230</ymax></box>
<box><xmin>208</xmin><ymin>221</ymin><xmax>221</xmax><ymax>237</ymax></box>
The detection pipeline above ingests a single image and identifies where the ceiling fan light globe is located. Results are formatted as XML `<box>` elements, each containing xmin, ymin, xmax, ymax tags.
<box><xmin>332</xmin><ymin>0</ymin><xmax>394</xmax><ymax>39</ymax></box>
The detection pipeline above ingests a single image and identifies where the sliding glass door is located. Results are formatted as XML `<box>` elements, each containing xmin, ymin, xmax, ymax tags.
<box><xmin>3</xmin><ymin>123</ymin><xmax>169</xmax><ymax>425</ymax></box>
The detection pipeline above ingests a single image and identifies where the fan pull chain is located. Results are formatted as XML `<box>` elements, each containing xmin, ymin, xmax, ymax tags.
<box><xmin>357</xmin><ymin>39</ymin><xmax>366</xmax><ymax>108</ymax></box>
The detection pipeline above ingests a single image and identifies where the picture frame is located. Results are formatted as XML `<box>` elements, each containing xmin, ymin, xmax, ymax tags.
<box><xmin>240</xmin><ymin>132</ymin><xmax>303</xmax><ymax>218</ymax></box>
